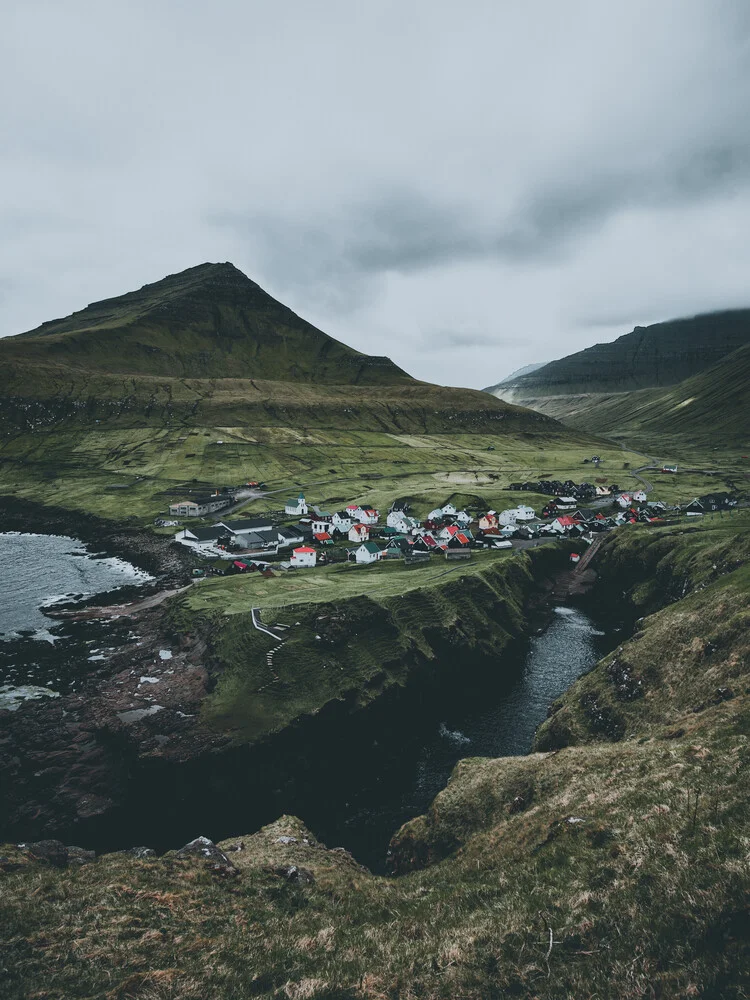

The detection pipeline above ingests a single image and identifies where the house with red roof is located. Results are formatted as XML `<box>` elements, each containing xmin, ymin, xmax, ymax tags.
<box><xmin>348</xmin><ymin>523</ymin><xmax>370</xmax><ymax>543</ymax></box>
<box><xmin>438</xmin><ymin>524</ymin><xmax>460</xmax><ymax>540</ymax></box>
<box><xmin>290</xmin><ymin>546</ymin><xmax>317</xmax><ymax>568</ymax></box>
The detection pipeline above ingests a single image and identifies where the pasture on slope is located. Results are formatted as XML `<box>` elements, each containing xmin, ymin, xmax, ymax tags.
<box><xmin>0</xmin><ymin>422</ymin><xmax>646</xmax><ymax>523</ymax></box>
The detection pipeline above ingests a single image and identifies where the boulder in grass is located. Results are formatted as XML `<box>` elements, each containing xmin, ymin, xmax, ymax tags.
<box><xmin>20</xmin><ymin>840</ymin><xmax>70</xmax><ymax>867</ymax></box>
<box><xmin>175</xmin><ymin>836</ymin><xmax>233</xmax><ymax>867</ymax></box>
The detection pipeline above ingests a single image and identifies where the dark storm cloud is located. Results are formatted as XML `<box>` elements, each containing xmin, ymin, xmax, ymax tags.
<box><xmin>218</xmin><ymin>133</ymin><xmax>750</xmax><ymax>298</ymax></box>
<box><xmin>4</xmin><ymin>0</ymin><xmax>750</xmax><ymax>387</ymax></box>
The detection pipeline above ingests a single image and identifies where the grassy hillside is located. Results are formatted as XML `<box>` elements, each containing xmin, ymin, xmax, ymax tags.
<box><xmin>0</xmin><ymin>262</ymin><xmax>639</xmax><ymax>523</ymax></box>
<box><xmin>513</xmin><ymin>340</ymin><xmax>750</xmax><ymax>455</ymax></box>
<box><xmin>3</xmin><ymin>513</ymin><xmax>750</xmax><ymax>999</ymax></box>
<box><xmin>3</xmin><ymin>262</ymin><xmax>411</xmax><ymax>384</ymax></box>
<box><xmin>0</xmin><ymin>420</ymin><xmax>644</xmax><ymax>522</ymax></box>
<box><xmin>486</xmin><ymin>308</ymin><xmax>750</xmax><ymax>399</ymax></box>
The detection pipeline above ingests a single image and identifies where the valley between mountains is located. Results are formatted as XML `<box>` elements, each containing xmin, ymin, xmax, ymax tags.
<box><xmin>1</xmin><ymin>265</ymin><xmax>749</xmax><ymax>1000</ymax></box>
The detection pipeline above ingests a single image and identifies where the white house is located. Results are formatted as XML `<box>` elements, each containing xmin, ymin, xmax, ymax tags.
<box><xmin>348</xmin><ymin>523</ymin><xmax>370</xmax><ymax>543</ymax></box>
<box><xmin>311</xmin><ymin>517</ymin><xmax>333</xmax><ymax>535</ymax></box>
<box><xmin>427</xmin><ymin>508</ymin><xmax>444</xmax><ymax>521</ymax></box>
<box><xmin>455</xmin><ymin>510</ymin><xmax>472</xmax><ymax>525</ymax></box>
<box><xmin>617</xmin><ymin>494</ymin><xmax>633</xmax><ymax>508</ymax></box>
<box><xmin>331</xmin><ymin>511</ymin><xmax>353</xmax><ymax>532</ymax></box>
<box><xmin>497</xmin><ymin>509</ymin><xmax>519</xmax><ymax>526</ymax></box>
<box><xmin>499</xmin><ymin>523</ymin><xmax>516</xmax><ymax>538</ymax></box>
<box><xmin>290</xmin><ymin>546</ymin><xmax>317</xmax><ymax>568</ymax></box>
<box><xmin>595</xmin><ymin>485</ymin><xmax>611</xmax><ymax>497</ymax></box>
<box><xmin>176</xmin><ymin>525</ymin><xmax>228</xmax><ymax>549</ymax></box>
<box><xmin>355</xmin><ymin>506</ymin><xmax>379</xmax><ymax>525</ymax></box>
<box><xmin>548</xmin><ymin>515</ymin><xmax>578</xmax><ymax>534</ymax></box>
<box><xmin>354</xmin><ymin>541</ymin><xmax>383</xmax><ymax>564</ymax></box>
<box><xmin>513</xmin><ymin>505</ymin><xmax>536</xmax><ymax>522</ymax></box>
<box><xmin>633</xmin><ymin>490</ymin><xmax>648</xmax><ymax>503</ymax></box>
<box><xmin>441</xmin><ymin>503</ymin><xmax>457</xmax><ymax>516</ymax></box>
<box><xmin>387</xmin><ymin>512</ymin><xmax>420</xmax><ymax>534</ymax></box>
<box><xmin>285</xmin><ymin>493</ymin><xmax>308</xmax><ymax>516</ymax></box>
<box><xmin>438</xmin><ymin>525</ymin><xmax>459</xmax><ymax>541</ymax></box>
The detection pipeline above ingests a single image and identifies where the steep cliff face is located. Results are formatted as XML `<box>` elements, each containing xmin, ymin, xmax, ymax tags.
<box><xmin>4</xmin><ymin>515</ymin><xmax>750</xmax><ymax>1000</ymax></box>
<box><xmin>487</xmin><ymin>308</ymin><xmax>750</xmax><ymax>399</ymax></box>
<box><xmin>0</xmin><ymin>546</ymin><xmax>564</xmax><ymax>850</ymax></box>
<box><xmin>391</xmin><ymin>513</ymin><xmax>750</xmax><ymax>871</ymax></box>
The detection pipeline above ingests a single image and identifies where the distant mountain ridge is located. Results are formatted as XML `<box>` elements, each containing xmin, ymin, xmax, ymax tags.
<box><xmin>530</xmin><ymin>340</ymin><xmax>750</xmax><ymax>450</ymax></box>
<box><xmin>483</xmin><ymin>363</ymin><xmax>546</xmax><ymax>394</ymax></box>
<box><xmin>486</xmin><ymin>309</ymin><xmax>750</xmax><ymax>400</ymax></box>
<box><xmin>5</xmin><ymin>262</ymin><xmax>411</xmax><ymax>385</ymax></box>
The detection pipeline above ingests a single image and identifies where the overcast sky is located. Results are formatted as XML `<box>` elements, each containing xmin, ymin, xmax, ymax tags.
<box><xmin>3</xmin><ymin>1</ymin><xmax>750</xmax><ymax>387</ymax></box>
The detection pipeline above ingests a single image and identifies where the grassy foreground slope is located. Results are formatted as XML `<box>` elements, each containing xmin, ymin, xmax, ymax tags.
<box><xmin>3</xmin><ymin>513</ymin><xmax>749</xmax><ymax>999</ymax></box>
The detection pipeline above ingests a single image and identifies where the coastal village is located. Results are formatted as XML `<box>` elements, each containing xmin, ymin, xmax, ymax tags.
<box><xmin>163</xmin><ymin>467</ymin><xmax>740</xmax><ymax>579</ymax></box>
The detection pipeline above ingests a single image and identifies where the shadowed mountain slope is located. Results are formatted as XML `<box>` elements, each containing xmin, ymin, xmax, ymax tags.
<box><xmin>528</xmin><ymin>340</ymin><xmax>750</xmax><ymax>450</ymax></box>
<box><xmin>485</xmin><ymin>308</ymin><xmax>750</xmax><ymax>400</ymax></box>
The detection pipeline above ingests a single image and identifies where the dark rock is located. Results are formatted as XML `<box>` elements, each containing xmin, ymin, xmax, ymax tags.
<box><xmin>0</xmin><ymin>856</ymin><xmax>26</xmax><ymax>873</ymax></box>
<box><xmin>123</xmin><ymin>846</ymin><xmax>156</xmax><ymax>859</ymax></box>
<box><xmin>662</xmin><ymin>728</ymin><xmax>686</xmax><ymax>740</ymax></box>
<box><xmin>21</xmin><ymin>839</ymin><xmax>69</xmax><ymax>867</ymax></box>
<box><xmin>607</xmin><ymin>657</ymin><xmax>644</xmax><ymax>701</ymax></box>
<box><xmin>264</xmin><ymin>864</ymin><xmax>315</xmax><ymax>885</ymax></box>
<box><xmin>713</xmin><ymin>687</ymin><xmax>735</xmax><ymax>703</ymax></box>
<box><xmin>67</xmin><ymin>846</ymin><xmax>96</xmax><ymax>865</ymax></box>
<box><xmin>175</xmin><ymin>836</ymin><xmax>232</xmax><ymax>866</ymax></box>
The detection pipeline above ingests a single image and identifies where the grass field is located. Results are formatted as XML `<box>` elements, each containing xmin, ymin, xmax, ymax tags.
<box><xmin>0</xmin><ymin>424</ymin><xmax>647</xmax><ymax>524</ymax></box>
<box><xmin>186</xmin><ymin>546</ymin><xmax>522</xmax><ymax>614</ymax></box>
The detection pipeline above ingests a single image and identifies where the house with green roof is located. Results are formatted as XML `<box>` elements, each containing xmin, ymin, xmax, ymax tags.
<box><xmin>353</xmin><ymin>541</ymin><xmax>384</xmax><ymax>564</ymax></box>
<box><xmin>284</xmin><ymin>492</ymin><xmax>308</xmax><ymax>516</ymax></box>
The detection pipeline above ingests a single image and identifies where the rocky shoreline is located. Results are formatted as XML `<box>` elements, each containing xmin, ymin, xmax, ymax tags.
<box><xmin>0</xmin><ymin>495</ymin><xmax>197</xmax><ymax>585</ymax></box>
<box><xmin>0</xmin><ymin>540</ymin><xmax>587</xmax><ymax>860</ymax></box>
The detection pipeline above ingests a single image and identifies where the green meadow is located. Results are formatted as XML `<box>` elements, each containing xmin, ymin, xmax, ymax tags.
<box><xmin>0</xmin><ymin>423</ymin><xmax>647</xmax><ymax>524</ymax></box>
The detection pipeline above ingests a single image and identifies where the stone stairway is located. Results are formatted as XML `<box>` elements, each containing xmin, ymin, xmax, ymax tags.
<box><xmin>256</xmin><ymin>633</ymin><xmax>288</xmax><ymax>693</ymax></box>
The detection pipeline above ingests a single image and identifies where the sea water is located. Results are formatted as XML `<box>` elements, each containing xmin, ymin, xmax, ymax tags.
<box><xmin>0</xmin><ymin>533</ymin><xmax>152</xmax><ymax>709</ymax></box>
